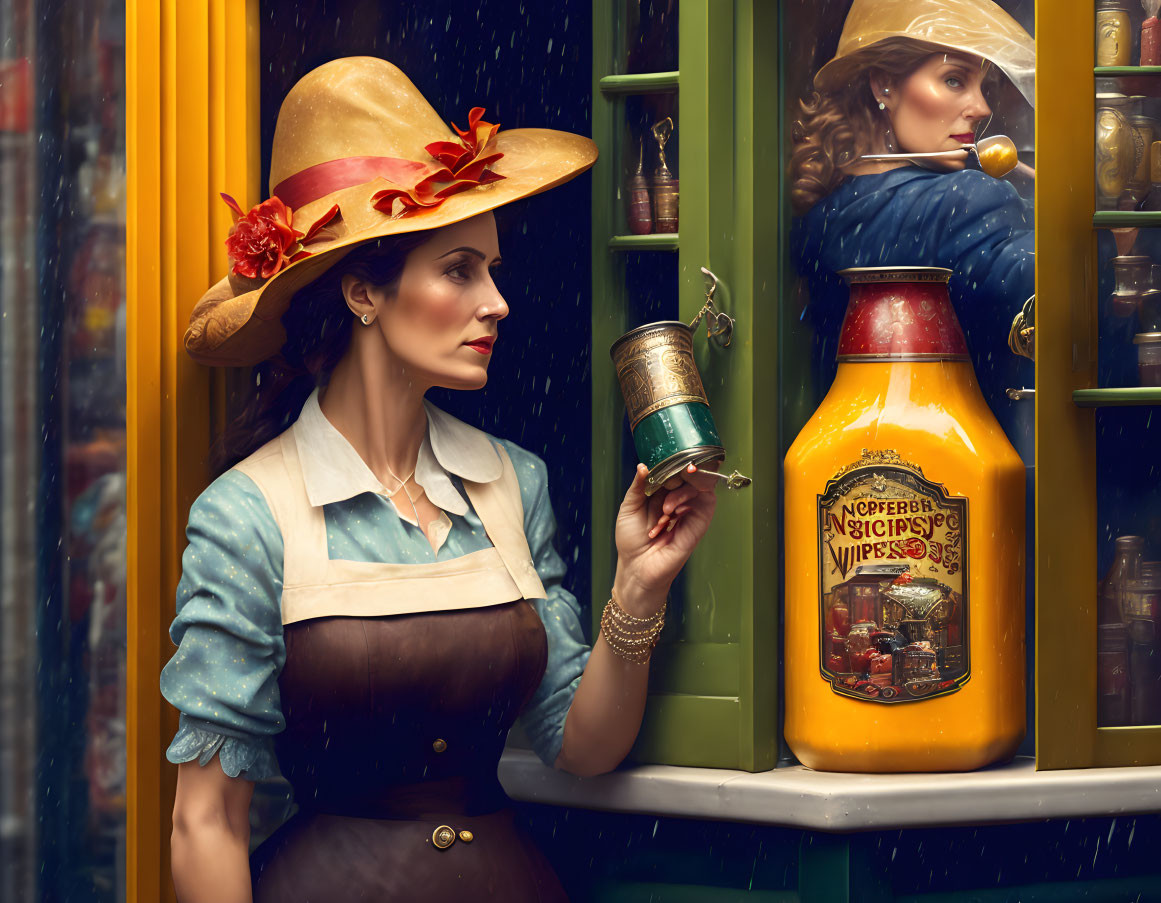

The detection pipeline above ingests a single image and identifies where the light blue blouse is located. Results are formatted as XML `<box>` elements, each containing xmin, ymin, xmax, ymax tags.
<box><xmin>160</xmin><ymin>418</ymin><xmax>590</xmax><ymax>782</ymax></box>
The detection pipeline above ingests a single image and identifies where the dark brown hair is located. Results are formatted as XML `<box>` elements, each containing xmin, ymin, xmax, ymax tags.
<box><xmin>210</xmin><ymin>230</ymin><xmax>434</xmax><ymax>475</ymax></box>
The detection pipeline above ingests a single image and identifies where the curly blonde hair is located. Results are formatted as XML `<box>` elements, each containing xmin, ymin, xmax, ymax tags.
<box><xmin>789</xmin><ymin>39</ymin><xmax>988</xmax><ymax>215</ymax></box>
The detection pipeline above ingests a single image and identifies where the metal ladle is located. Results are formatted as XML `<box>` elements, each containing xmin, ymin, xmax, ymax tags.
<box><xmin>858</xmin><ymin>134</ymin><xmax>1020</xmax><ymax>179</ymax></box>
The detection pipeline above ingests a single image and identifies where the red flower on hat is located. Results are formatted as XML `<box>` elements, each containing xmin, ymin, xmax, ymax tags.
<box><xmin>370</xmin><ymin>107</ymin><xmax>506</xmax><ymax>217</ymax></box>
<box><xmin>221</xmin><ymin>194</ymin><xmax>340</xmax><ymax>281</ymax></box>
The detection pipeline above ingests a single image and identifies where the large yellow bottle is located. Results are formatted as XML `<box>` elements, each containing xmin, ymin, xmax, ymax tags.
<box><xmin>784</xmin><ymin>267</ymin><xmax>1025</xmax><ymax>772</ymax></box>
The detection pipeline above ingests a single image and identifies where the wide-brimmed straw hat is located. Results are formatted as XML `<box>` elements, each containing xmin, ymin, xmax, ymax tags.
<box><xmin>813</xmin><ymin>0</ymin><xmax>1034</xmax><ymax>107</ymax></box>
<box><xmin>185</xmin><ymin>56</ymin><xmax>598</xmax><ymax>367</ymax></box>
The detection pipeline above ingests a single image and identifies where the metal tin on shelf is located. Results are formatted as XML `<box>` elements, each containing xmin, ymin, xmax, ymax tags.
<box><xmin>1097</xmin><ymin>0</ymin><xmax>1132</xmax><ymax>66</ymax></box>
<box><xmin>611</xmin><ymin>321</ymin><xmax>725</xmax><ymax>494</ymax></box>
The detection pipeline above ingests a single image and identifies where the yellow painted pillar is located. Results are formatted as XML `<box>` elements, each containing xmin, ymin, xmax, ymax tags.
<box><xmin>126</xmin><ymin>2</ymin><xmax>260</xmax><ymax>898</ymax></box>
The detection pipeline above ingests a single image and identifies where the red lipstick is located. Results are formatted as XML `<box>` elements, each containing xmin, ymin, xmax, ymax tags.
<box><xmin>951</xmin><ymin>133</ymin><xmax>975</xmax><ymax>144</ymax></box>
<box><xmin>465</xmin><ymin>336</ymin><xmax>495</xmax><ymax>354</ymax></box>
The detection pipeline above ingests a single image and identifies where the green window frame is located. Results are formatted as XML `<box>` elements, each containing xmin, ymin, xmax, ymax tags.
<box><xmin>590</xmin><ymin>0</ymin><xmax>780</xmax><ymax>771</ymax></box>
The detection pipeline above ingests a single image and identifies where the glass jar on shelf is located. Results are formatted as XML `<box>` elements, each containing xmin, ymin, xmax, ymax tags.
<box><xmin>1097</xmin><ymin>0</ymin><xmax>1132</xmax><ymax>66</ymax></box>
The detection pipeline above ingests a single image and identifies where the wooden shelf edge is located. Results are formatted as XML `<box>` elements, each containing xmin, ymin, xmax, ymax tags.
<box><xmin>1095</xmin><ymin>66</ymin><xmax>1161</xmax><ymax>75</ymax></box>
<box><xmin>608</xmin><ymin>233</ymin><xmax>679</xmax><ymax>250</ymax></box>
<box><xmin>1073</xmin><ymin>387</ymin><xmax>1161</xmax><ymax>406</ymax></box>
<box><xmin>598</xmin><ymin>71</ymin><xmax>680</xmax><ymax>94</ymax></box>
<box><xmin>1093</xmin><ymin>211</ymin><xmax>1161</xmax><ymax>227</ymax></box>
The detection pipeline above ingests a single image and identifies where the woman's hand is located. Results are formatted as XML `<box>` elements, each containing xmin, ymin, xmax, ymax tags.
<box><xmin>613</xmin><ymin>463</ymin><xmax>717</xmax><ymax>614</ymax></box>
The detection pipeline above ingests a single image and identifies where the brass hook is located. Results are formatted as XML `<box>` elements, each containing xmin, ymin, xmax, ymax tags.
<box><xmin>689</xmin><ymin>266</ymin><xmax>735</xmax><ymax>347</ymax></box>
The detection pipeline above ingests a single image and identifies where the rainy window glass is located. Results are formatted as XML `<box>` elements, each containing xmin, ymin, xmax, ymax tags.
<box><xmin>779</xmin><ymin>0</ymin><xmax>1036</xmax><ymax>755</ymax></box>
<box><xmin>781</xmin><ymin>0</ymin><xmax>1035</xmax><ymax>435</ymax></box>
<box><xmin>615</xmin><ymin>0</ymin><xmax>677</xmax><ymax>75</ymax></box>
<box><xmin>1</xmin><ymin>0</ymin><xmax>127</xmax><ymax>899</ymax></box>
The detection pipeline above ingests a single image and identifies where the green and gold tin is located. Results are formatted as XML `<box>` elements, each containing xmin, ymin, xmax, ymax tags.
<box><xmin>611</xmin><ymin>321</ymin><xmax>725</xmax><ymax>494</ymax></box>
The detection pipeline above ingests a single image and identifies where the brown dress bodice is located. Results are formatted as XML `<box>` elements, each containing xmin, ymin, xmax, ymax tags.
<box><xmin>234</xmin><ymin>428</ymin><xmax>570</xmax><ymax>902</ymax></box>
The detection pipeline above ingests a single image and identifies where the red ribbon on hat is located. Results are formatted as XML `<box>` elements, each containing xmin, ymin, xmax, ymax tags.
<box><xmin>272</xmin><ymin>156</ymin><xmax>431</xmax><ymax>210</ymax></box>
<box><xmin>222</xmin><ymin>107</ymin><xmax>505</xmax><ymax>283</ymax></box>
<box><xmin>270</xmin><ymin>107</ymin><xmax>506</xmax><ymax>217</ymax></box>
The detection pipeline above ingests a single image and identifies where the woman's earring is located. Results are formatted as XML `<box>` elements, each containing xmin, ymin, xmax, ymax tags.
<box><xmin>878</xmin><ymin>101</ymin><xmax>886</xmax><ymax>111</ymax></box>
<box><xmin>361</xmin><ymin>313</ymin><xmax>370</xmax><ymax>325</ymax></box>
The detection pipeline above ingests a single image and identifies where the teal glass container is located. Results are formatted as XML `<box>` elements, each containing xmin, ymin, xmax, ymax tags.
<box><xmin>611</xmin><ymin>321</ymin><xmax>726</xmax><ymax>494</ymax></box>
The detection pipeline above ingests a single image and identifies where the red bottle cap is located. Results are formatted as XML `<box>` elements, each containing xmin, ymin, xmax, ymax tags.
<box><xmin>836</xmin><ymin>267</ymin><xmax>969</xmax><ymax>361</ymax></box>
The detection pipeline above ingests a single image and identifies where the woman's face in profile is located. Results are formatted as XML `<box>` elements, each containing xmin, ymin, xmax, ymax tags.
<box><xmin>886</xmin><ymin>52</ymin><xmax>992</xmax><ymax>167</ymax></box>
<box><xmin>369</xmin><ymin>212</ymin><xmax>507</xmax><ymax>391</ymax></box>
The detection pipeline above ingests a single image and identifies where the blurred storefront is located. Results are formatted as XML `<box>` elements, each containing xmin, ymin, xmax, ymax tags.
<box><xmin>1</xmin><ymin>0</ymin><xmax>127</xmax><ymax>899</ymax></box>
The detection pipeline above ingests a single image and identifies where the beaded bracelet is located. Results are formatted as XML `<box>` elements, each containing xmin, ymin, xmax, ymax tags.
<box><xmin>600</xmin><ymin>589</ymin><xmax>666</xmax><ymax>664</ymax></box>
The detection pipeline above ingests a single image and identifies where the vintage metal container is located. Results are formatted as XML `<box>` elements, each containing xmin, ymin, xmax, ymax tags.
<box><xmin>784</xmin><ymin>266</ymin><xmax>1025</xmax><ymax>772</ymax></box>
<box><xmin>627</xmin><ymin>138</ymin><xmax>653</xmax><ymax>235</ymax></box>
<box><xmin>1110</xmin><ymin>254</ymin><xmax>1152</xmax><ymax>317</ymax></box>
<box><xmin>1129</xmin><ymin>114</ymin><xmax>1156</xmax><ymax>191</ymax></box>
<box><xmin>611</xmin><ymin>321</ymin><xmax>725</xmax><ymax>494</ymax></box>
<box><xmin>1097</xmin><ymin>0</ymin><xmax>1132</xmax><ymax>66</ymax></box>
<box><xmin>1096</xmin><ymin>86</ymin><xmax>1135</xmax><ymax>207</ymax></box>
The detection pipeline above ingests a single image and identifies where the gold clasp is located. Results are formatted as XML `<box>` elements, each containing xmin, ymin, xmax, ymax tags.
<box><xmin>689</xmin><ymin>267</ymin><xmax>736</xmax><ymax>348</ymax></box>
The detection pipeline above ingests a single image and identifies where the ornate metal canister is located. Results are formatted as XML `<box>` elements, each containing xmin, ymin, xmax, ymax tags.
<box><xmin>1129</xmin><ymin>113</ymin><xmax>1156</xmax><ymax>192</ymax></box>
<box><xmin>627</xmin><ymin>138</ymin><xmax>653</xmax><ymax>235</ymax></box>
<box><xmin>611</xmin><ymin>321</ymin><xmax>724</xmax><ymax>493</ymax></box>
<box><xmin>650</xmin><ymin>117</ymin><xmax>679</xmax><ymax>234</ymax></box>
<box><xmin>1097</xmin><ymin>0</ymin><xmax>1132</xmax><ymax>66</ymax></box>
<box><xmin>1096</xmin><ymin>94</ymin><xmax>1135</xmax><ymax>206</ymax></box>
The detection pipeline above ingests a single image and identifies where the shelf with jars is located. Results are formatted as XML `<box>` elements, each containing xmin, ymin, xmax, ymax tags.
<box><xmin>1084</xmin><ymin>224</ymin><xmax>1161</xmax><ymax>393</ymax></box>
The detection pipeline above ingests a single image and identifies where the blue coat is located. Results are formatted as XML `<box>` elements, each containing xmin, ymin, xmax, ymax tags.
<box><xmin>791</xmin><ymin>166</ymin><xmax>1035</xmax><ymax>458</ymax></box>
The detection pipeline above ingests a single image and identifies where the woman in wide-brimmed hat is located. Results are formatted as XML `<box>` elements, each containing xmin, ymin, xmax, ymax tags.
<box><xmin>161</xmin><ymin>57</ymin><xmax>717</xmax><ymax>901</ymax></box>
<box><xmin>789</xmin><ymin>0</ymin><xmax>1035</xmax><ymax>451</ymax></box>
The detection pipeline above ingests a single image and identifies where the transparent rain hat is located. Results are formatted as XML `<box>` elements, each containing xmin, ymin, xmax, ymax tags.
<box><xmin>813</xmin><ymin>0</ymin><xmax>1035</xmax><ymax>107</ymax></box>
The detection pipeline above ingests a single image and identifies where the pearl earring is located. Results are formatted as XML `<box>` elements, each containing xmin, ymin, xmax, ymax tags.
<box><xmin>879</xmin><ymin>101</ymin><xmax>886</xmax><ymax>110</ymax></box>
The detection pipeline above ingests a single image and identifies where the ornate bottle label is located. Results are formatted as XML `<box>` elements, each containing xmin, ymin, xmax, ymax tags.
<box><xmin>817</xmin><ymin>450</ymin><xmax>969</xmax><ymax>704</ymax></box>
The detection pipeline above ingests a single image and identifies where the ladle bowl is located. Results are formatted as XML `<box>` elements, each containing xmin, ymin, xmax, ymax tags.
<box><xmin>858</xmin><ymin>135</ymin><xmax>1019</xmax><ymax>179</ymax></box>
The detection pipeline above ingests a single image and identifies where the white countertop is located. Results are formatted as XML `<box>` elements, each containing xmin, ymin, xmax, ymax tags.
<box><xmin>498</xmin><ymin>750</ymin><xmax>1161</xmax><ymax>832</ymax></box>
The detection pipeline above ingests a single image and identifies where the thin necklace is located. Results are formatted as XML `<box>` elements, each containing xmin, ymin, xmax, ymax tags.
<box><xmin>382</xmin><ymin>465</ymin><xmax>421</xmax><ymax>526</ymax></box>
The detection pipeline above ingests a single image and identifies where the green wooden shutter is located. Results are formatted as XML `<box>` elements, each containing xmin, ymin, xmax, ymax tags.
<box><xmin>591</xmin><ymin>0</ymin><xmax>780</xmax><ymax>771</ymax></box>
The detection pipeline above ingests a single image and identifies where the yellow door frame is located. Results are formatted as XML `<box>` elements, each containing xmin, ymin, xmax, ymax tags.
<box><xmin>126</xmin><ymin>1</ymin><xmax>260</xmax><ymax>898</ymax></box>
<box><xmin>1035</xmin><ymin>0</ymin><xmax>1161</xmax><ymax>768</ymax></box>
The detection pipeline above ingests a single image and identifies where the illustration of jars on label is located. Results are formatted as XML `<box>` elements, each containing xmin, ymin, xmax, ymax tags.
<box><xmin>818</xmin><ymin>457</ymin><xmax>969</xmax><ymax>704</ymax></box>
<box><xmin>785</xmin><ymin>266</ymin><xmax>1025</xmax><ymax>773</ymax></box>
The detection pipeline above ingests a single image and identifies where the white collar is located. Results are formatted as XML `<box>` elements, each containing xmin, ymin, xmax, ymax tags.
<box><xmin>292</xmin><ymin>388</ymin><xmax>503</xmax><ymax>517</ymax></box>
